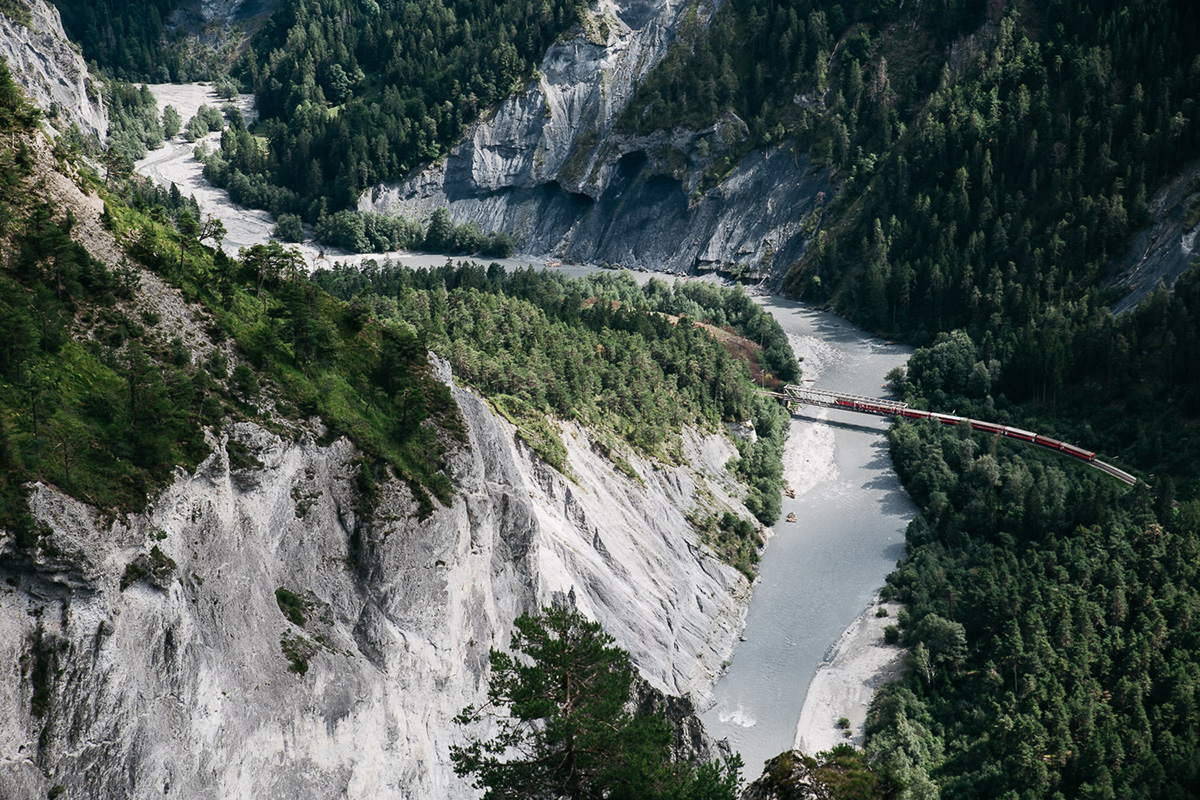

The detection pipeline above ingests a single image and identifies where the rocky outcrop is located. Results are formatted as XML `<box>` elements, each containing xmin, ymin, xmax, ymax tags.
<box><xmin>0</xmin><ymin>364</ymin><xmax>751</xmax><ymax>798</ymax></box>
<box><xmin>167</xmin><ymin>0</ymin><xmax>279</xmax><ymax>31</ymax></box>
<box><xmin>739</xmin><ymin>751</ymin><xmax>827</xmax><ymax>800</ymax></box>
<box><xmin>0</xmin><ymin>0</ymin><xmax>107</xmax><ymax>141</ymax></box>
<box><xmin>1110</xmin><ymin>157</ymin><xmax>1200</xmax><ymax>313</ymax></box>
<box><xmin>361</xmin><ymin>0</ymin><xmax>830</xmax><ymax>275</ymax></box>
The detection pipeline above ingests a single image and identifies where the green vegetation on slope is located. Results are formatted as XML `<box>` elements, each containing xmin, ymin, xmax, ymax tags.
<box><xmin>0</xmin><ymin>62</ymin><xmax>466</xmax><ymax>543</ymax></box>
<box><xmin>207</xmin><ymin>0</ymin><xmax>586</xmax><ymax>218</ymax></box>
<box><xmin>313</xmin><ymin>262</ymin><xmax>797</xmax><ymax>527</ymax></box>
<box><xmin>858</xmin><ymin>278</ymin><xmax>1200</xmax><ymax>798</ymax></box>
<box><xmin>626</xmin><ymin>0</ymin><xmax>1200</xmax><ymax>350</ymax></box>
<box><xmin>0</xmin><ymin>63</ymin><xmax>211</xmax><ymax>540</ymax></box>
<box><xmin>2</xmin><ymin>58</ymin><xmax>792</xmax><ymax>573</ymax></box>
<box><xmin>803</xmin><ymin>1</ymin><xmax>1200</xmax><ymax>353</ymax></box>
<box><xmin>453</xmin><ymin>605</ymin><xmax>744</xmax><ymax>800</ymax></box>
<box><xmin>869</xmin><ymin>414</ymin><xmax>1200</xmax><ymax>800</ymax></box>
<box><xmin>50</xmin><ymin>0</ymin><xmax>234</xmax><ymax>82</ymax></box>
<box><xmin>624</xmin><ymin>1</ymin><xmax>1200</xmax><ymax>794</ymax></box>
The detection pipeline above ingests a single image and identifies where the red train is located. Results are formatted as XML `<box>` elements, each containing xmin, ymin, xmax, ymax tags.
<box><xmin>829</xmin><ymin>396</ymin><xmax>1097</xmax><ymax>462</ymax></box>
<box><xmin>834</xmin><ymin>398</ymin><xmax>902</xmax><ymax>416</ymax></box>
<box><xmin>1037</xmin><ymin>436</ymin><xmax>1096</xmax><ymax>462</ymax></box>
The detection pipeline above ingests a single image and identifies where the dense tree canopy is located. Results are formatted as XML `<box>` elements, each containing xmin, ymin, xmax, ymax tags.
<box><xmin>452</xmin><ymin>605</ymin><xmax>743</xmax><ymax>800</ymax></box>
<box><xmin>202</xmin><ymin>0</ymin><xmax>586</xmax><ymax>218</ymax></box>
<box><xmin>51</xmin><ymin>0</ymin><xmax>232</xmax><ymax>81</ymax></box>
<box><xmin>314</xmin><ymin>263</ymin><xmax>795</xmax><ymax>526</ymax></box>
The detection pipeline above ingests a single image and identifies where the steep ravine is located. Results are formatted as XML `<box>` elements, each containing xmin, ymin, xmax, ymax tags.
<box><xmin>0</xmin><ymin>363</ymin><xmax>751</xmax><ymax>798</ymax></box>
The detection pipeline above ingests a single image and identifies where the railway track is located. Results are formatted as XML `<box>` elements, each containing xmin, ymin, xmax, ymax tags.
<box><xmin>765</xmin><ymin>385</ymin><xmax>1140</xmax><ymax>487</ymax></box>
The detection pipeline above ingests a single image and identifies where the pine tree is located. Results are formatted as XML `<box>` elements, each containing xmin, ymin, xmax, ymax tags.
<box><xmin>452</xmin><ymin>605</ymin><xmax>741</xmax><ymax>800</ymax></box>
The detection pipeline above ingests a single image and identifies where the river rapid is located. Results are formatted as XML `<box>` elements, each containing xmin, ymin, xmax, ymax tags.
<box><xmin>133</xmin><ymin>82</ymin><xmax>916</xmax><ymax>778</ymax></box>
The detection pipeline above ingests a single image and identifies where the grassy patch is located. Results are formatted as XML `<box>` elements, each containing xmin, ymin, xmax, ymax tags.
<box><xmin>1184</xmin><ymin>197</ymin><xmax>1200</xmax><ymax>232</ymax></box>
<box><xmin>0</xmin><ymin>0</ymin><xmax>32</xmax><ymax>28</ymax></box>
<box><xmin>26</xmin><ymin>629</ymin><xmax>55</xmax><ymax>719</ymax></box>
<box><xmin>591</xmin><ymin>437</ymin><xmax>644</xmax><ymax>486</ymax></box>
<box><xmin>119</xmin><ymin>545</ymin><xmax>177</xmax><ymax>590</ymax></box>
<box><xmin>275</xmin><ymin>587</ymin><xmax>308</xmax><ymax>627</ymax></box>
<box><xmin>490</xmin><ymin>394</ymin><xmax>571</xmax><ymax>476</ymax></box>
<box><xmin>281</xmin><ymin>633</ymin><xmax>315</xmax><ymax>676</ymax></box>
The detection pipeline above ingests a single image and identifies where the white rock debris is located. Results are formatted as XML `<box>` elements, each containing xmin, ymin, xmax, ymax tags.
<box><xmin>361</xmin><ymin>0</ymin><xmax>832</xmax><ymax>275</ymax></box>
<box><xmin>1</xmin><ymin>363</ymin><xmax>753</xmax><ymax>799</ymax></box>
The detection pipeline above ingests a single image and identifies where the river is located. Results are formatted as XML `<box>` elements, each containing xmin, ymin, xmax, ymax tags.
<box><xmin>133</xmin><ymin>83</ymin><xmax>916</xmax><ymax>778</ymax></box>
<box><xmin>134</xmin><ymin>83</ymin><xmax>538</xmax><ymax>274</ymax></box>
<box><xmin>699</xmin><ymin>299</ymin><xmax>915</xmax><ymax>774</ymax></box>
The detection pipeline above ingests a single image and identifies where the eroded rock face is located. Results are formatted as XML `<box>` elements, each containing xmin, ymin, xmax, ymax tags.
<box><xmin>361</xmin><ymin>0</ymin><xmax>830</xmax><ymax>275</ymax></box>
<box><xmin>0</xmin><ymin>368</ymin><xmax>750</xmax><ymax>798</ymax></box>
<box><xmin>167</xmin><ymin>0</ymin><xmax>279</xmax><ymax>30</ymax></box>
<box><xmin>1110</xmin><ymin>156</ymin><xmax>1200</xmax><ymax>313</ymax></box>
<box><xmin>0</xmin><ymin>0</ymin><xmax>107</xmax><ymax>141</ymax></box>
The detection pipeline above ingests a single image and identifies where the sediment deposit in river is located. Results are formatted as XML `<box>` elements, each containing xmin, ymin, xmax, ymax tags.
<box><xmin>129</xmin><ymin>92</ymin><xmax>921</xmax><ymax>778</ymax></box>
<box><xmin>701</xmin><ymin>298</ymin><xmax>915</xmax><ymax>775</ymax></box>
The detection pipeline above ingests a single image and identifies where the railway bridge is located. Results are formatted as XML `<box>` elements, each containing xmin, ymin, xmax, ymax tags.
<box><xmin>764</xmin><ymin>385</ymin><xmax>1138</xmax><ymax>486</ymax></box>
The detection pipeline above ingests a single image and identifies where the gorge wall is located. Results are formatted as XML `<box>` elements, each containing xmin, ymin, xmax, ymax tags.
<box><xmin>0</xmin><ymin>0</ymin><xmax>106</xmax><ymax>141</ymax></box>
<box><xmin>360</xmin><ymin>0</ymin><xmax>830</xmax><ymax>275</ymax></box>
<box><xmin>1</xmin><ymin>360</ymin><xmax>752</xmax><ymax>799</ymax></box>
<box><xmin>0</xmin><ymin>110</ymin><xmax>754</xmax><ymax>798</ymax></box>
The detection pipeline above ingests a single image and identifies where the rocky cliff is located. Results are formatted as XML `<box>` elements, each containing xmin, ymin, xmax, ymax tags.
<box><xmin>167</xmin><ymin>0</ymin><xmax>278</xmax><ymax>32</ymax></box>
<box><xmin>1</xmin><ymin>364</ymin><xmax>752</xmax><ymax>799</ymax></box>
<box><xmin>361</xmin><ymin>0</ymin><xmax>829</xmax><ymax>276</ymax></box>
<box><xmin>0</xmin><ymin>0</ymin><xmax>106</xmax><ymax>141</ymax></box>
<box><xmin>1110</xmin><ymin>157</ymin><xmax>1200</xmax><ymax>314</ymax></box>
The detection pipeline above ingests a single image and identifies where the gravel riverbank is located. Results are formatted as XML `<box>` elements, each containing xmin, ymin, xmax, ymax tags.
<box><xmin>793</xmin><ymin>598</ymin><xmax>906</xmax><ymax>754</ymax></box>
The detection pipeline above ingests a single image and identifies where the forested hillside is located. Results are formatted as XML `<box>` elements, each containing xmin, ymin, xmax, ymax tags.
<box><xmin>313</xmin><ymin>262</ymin><xmax>796</xmax><ymax>556</ymax></box>
<box><xmin>50</xmin><ymin>0</ymin><xmax>233</xmax><ymax>81</ymax></box>
<box><xmin>628</xmin><ymin>0</ymin><xmax>1200</xmax><ymax>335</ymax></box>
<box><xmin>207</xmin><ymin>0</ymin><xmax>586</xmax><ymax>218</ymax></box>
<box><xmin>0</xmin><ymin>59</ymin><xmax>476</xmax><ymax>533</ymax></box>
<box><xmin>863</xmin><ymin>349</ymin><xmax>1200</xmax><ymax>799</ymax></box>
<box><xmin>625</xmin><ymin>1</ymin><xmax>1200</xmax><ymax>796</ymax></box>
<box><xmin>17</xmin><ymin>0</ymin><xmax>1200</xmax><ymax>795</ymax></box>
<box><xmin>0</xmin><ymin>53</ymin><xmax>787</xmax><ymax>580</ymax></box>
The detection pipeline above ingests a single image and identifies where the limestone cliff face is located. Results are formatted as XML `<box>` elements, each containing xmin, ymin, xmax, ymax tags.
<box><xmin>0</xmin><ymin>0</ymin><xmax>107</xmax><ymax>141</ymax></box>
<box><xmin>361</xmin><ymin>0</ymin><xmax>830</xmax><ymax>275</ymax></box>
<box><xmin>0</xmin><ymin>363</ymin><xmax>750</xmax><ymax>798</ymax></box>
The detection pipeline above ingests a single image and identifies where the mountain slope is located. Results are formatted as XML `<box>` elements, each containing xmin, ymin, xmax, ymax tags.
<box><xmin>0</xmin><ymin>0</ymin><xmax>106</xmax><ymax>140</ymax></box>
<box><xmin>0</xmin><ymin>61</ymin><xmax>771</xmax><ymax>796</ymax></box>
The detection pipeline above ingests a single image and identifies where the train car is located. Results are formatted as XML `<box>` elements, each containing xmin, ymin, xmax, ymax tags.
<box><xmin>1061</xmin><ymin>443</ymin><xmax>1097</xmax><ymax>462</ymax></box>
<box><xmin>929</xmin><ymin>412</ymin><xmax>964</xmax><ymax>426</ymax></box>
<box><xmin>1034</xmin><ymin>434</ymin><xmax>1063</xmax><ymax>450</ymax></box>
<box><xmin>970</xmin><ymin>420</ymin><xmax>1004</xmax><ymax>434</ymax></box>
<box><xmin>1003</xmin><ymin>426</ymin><xmax>1037</xmax><ymax>442</ymax></box>
<box><xmin>900</xmin><ymin>408</ymin><xmax>931</xmax><ymax>420</ymax></box>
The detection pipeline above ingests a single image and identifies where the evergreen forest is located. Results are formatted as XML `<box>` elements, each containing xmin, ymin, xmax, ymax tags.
<box><xmin>312</xmin><ymin>261</ymin><xmax>796</xmax><ymax>534</ymax></box>
<box><xmin>623</xmin><ymin>0</ymin><xmax>1200</xmax><ymax>797</ymax></box>
<box><xmin>209</xmin><ymin>0</ymin><xmax>587</xmax><ymax>218</ymax></box>
<box><xmin>12</xmin><ymin>0</ymin><xmax>1200</xmax><ymax>796</ymax></box>
<box><xmin>0</xmin><ymin>54</ymin><xmax>788</xmax><ymax>575</ymax></box>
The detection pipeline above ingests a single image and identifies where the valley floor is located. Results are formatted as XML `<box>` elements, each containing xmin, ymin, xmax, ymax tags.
<box><xmin>793</xmin><ymin>598</ymin><xmax>906</xmax><ymax>754</ymax></box>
